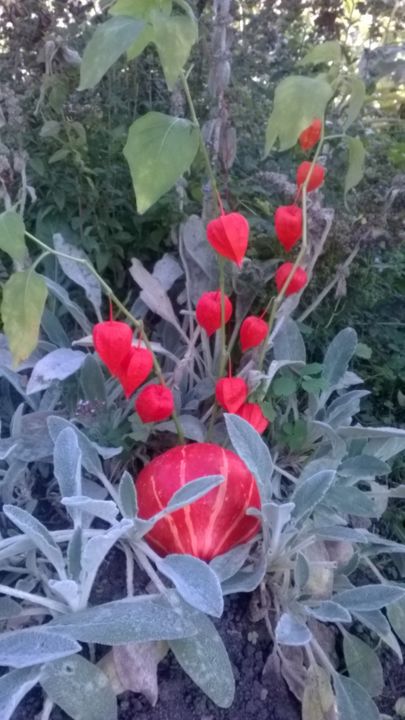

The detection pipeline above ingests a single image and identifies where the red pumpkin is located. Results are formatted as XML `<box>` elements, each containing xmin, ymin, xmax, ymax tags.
<box><xmin>136</xmin><ymin>443</ymin><xmax>261</xmax><ymax>561</ymax></box>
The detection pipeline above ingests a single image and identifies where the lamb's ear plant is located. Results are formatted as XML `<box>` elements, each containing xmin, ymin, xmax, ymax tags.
<box><xmin>0</xmin><ymin>420</ymin><xmax>238</xmax><ymax>718</ymax></box>
<box><xmin>222</xmin><ymin>324</ymin><xmax>405</xmax><ymax>720</ymax></box>
<box><xmin>0</xmin><ymin>5</ymin><xmax>403</xmax><ymax>720</ymax></box>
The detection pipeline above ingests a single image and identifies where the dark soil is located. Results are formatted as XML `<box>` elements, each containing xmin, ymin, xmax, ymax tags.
<box><xmin>11</xmin><ymin>548</ymin><xmax>405</xmax><ymax>720</ymax></box>
<box><xmin>13</xmin><ymin>548</ymin><xmax>301</xmax><ymax>720</ymax></box>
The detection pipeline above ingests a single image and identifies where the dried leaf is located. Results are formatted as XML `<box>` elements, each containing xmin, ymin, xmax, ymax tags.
<box><xmin>129</xmin><ymin>258</ymin><xmax>185</xmax><ymax>338</ymax></box>
<box><xmin>302</xmin><ymin>664</ymin><xmax>337</xmax><ymax>720</ymax></box>
<box><xmin>112</xmin><ymin>641</ymin><xmax>167</xmax><ymax>705</ymax></box>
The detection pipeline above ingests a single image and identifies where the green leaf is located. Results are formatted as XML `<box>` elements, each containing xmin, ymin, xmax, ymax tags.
<box><xmin>170</xmin><ymin>612</ymin><xmax>235</xmax><ymax>708</ymax></box>
<box><xmin>345</xmin><ymin>136</ymin><xmax>366</xmax><ymax>199</ymax></box>
<box><xmin>1</xmin><ymin>270</ymin><xmax>48</xmax><ymax>366</ymax></box>
<box><xmin>110</xmin><ymin>0</ymin><xmax>172</xmax><ymax>17</ymax></box>
<box><xmin>272</xmin><ymin>374</ymin><xmax>298</xmax><ymax>397</ymax></box>
<box><xmin>126</xmin><ymin>24</ymin><xmax>154</xmax><ymax>60</ymax></box>
<box><xmin>273</xmin><ymin>318</ymin><xmax>307</xmax><ymax>362</ymax></box>
<box><xmin>0</xmin><ymin>628</ymin><xmax>81</xmax><ymax>669</ymax></box>
<box><xmin>387</xmin><ymin>596</ymin><xmax>405</xmax><ymax>643</ymax></box>
<box><xmin>40</xmin><ymin>655</ymin><xmax>117</xmax><ymax>720</ymax></box>
<box><xmin>157</xmin><ymin>554</ymin><xmax>224</xmax><ymax>617</ymax></box>
<box><xmin>53</xmin><ymin>427</ymin><xmax>82</xmax><ymax>500</ymax></box>
<box><xmin>339</xmin><ymin>455</ymin><xmax>390</xmax><ymax>478</ymax></box>
<box><xmin>292</xmin><ymin>470</ymin><xmax>336</xmax><ymax>521</ymax></box>
<box><xmin>261</xmin><ymin>399</ymin><xmax>276</xmax><ymax>422</ymax></box>
<box><xmin>224</xmin><ymin>413</ymin><xmax>273</xmax><ymax>502</ymax></box>
<box><xmin>79</xmin><ymin>17</ymin><xmax>146</xmax><ymax>90</ymax></box>
<box><xmin>355</xmin><ymin>341</ymin><xmax>372</xmax><ymax>359</ymax></box>
<box><xmin>301</xmin><ymin>377</ymin><xmax>327</xmax><ymax>393</ymax></box>
<box><xmin>299</xmin><ymin>363</ymin><xmax>323</xmax><ymax>376</ymax></box>
<box><xmin>305</xmin><ymin>601</ymin><xmax>351</xmax><ymax>623</ymax></box>
<box><xmin>50</xmin><ymin>593</ymin><xmax>197</xmax><ymax>644</ymax></box>
<box><xmin>0</xmin><ymin>667</ymin><xmax>41</xmax><ymax>720</ymax></box>
<box><xmin>80</xmin><ymin>354</ymin><xmax>107</xmax><ymax>403</ymax></box>
<box><xmin>343</xmin><ymin>632</ymin><xmax>383</xmax><ymax>697</ymax></box>
<box><xmin>322</xmin><ymin>327</ymin><xmax>358</xmax><ymax>388</ymax></box>
<box><xmin>48</xmin><ymin>148</ymin><xmax>71</xmax><ymax>164</ymax></box>
<box><xmin>0</xmin><ymin>210</ymin><xmax>26</xmax><ymax>263</ymax></box>
<box><xmin>276</xmin><ymin>613</ymin><xmax>312</xmax><ymax>646</ymax></box>
<box><xmin>325</xmin><ymin>486</ymin><xmax>376</xmax><ymax>517</ymax></box>
<box><xmin>167</xmin><ymin>475</ymin><xmax>224</xmax><ymax>512</ymax></box>
<box><xmin>3</xmin><ymin>505</ymin><xmax>66</xmax><ymax>578</ymax></box>
<box><xmin>344</xmin><ymin>76</ymin><xmax>366</xmax><ymax>130</ymax></box>
<box><xmin>334</xmin><ymin>674</ymin><xmax>379</xmax><ymax>720</ymax></box>
<box><xmin>265</xmin><ymin>75</ymin><xmax>333</xmax><ymax>154</ymax></box>
<box><xmin>152</xmin><ymin>12</ymin><xmax>198</xmax><ymax>90</ymax></box>
<box><xmin>334</xmin><ymin>584</ymin><xmax>405</xmax><ymax>612</ymax></box>
<box><xmin>119</xmin><ymin>470</ymin><xmax>138</xmax><ymax>517</ymax></box>
<box><xmin>124</xmin><ymin>112</ymin><xmax>200</xmax><ymax>214</ymax></box>
<box><xmin>300</xmin><ymin>41</ymin><xmax>342</xmax><ymax>66</ymax></box>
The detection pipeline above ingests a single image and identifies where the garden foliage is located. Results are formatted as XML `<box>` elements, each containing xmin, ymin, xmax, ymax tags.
<box><xmin>0</xmin><ymin>2</ymin><xmax>404</xmax><ymax>720</ymax></box>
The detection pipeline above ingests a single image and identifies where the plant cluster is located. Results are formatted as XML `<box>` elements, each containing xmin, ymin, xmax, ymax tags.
<box><xmin>0</xmin><ymin>3</ymin><xmax>404</xmax><ymax>720</ymax></box>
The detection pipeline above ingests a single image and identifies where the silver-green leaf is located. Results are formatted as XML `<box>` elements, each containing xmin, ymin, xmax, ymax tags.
<box><xmin>40</xmin><ymin>654</ymin><xmax>117</xmax><ymax>720</ymax></box>
<box><xmin>157</xmin><ymin>554</ymin><xmax>224</xmax><ymax>617</ymax></box>
<box><xmin>170</xmin><ymin>612</ymin><xmax>235</xmax><ymax>708</ymax></box>
<box><xmin>334</xmin><ymin>674</ymin><xmax>379</xmax><ymax>720</ymax></box>
<box><xmin>50</xmin><ymin>593</ymin><xmax>197</xmax><ymax>644</ymax></box>
<box><xmin>343</xmin><ymin>632</ymin><xmax>383</xmax><ymax>697</ymax></box>
<box><xmin>225</xmin><ymin>413</ymin><xmax>273</xmax><ymax>502</ymax></box>
<box><xmin>0</xmin><ymin>628</ymin><xmax>80</xmax><ymax>668</ymax></box>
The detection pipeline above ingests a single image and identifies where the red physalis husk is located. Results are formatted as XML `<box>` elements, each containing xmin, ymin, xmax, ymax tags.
<box><xmin>119</xmin><ymin>346</ymin><xmax>154</xmax><ymax>398</ymax></box>
<box><xmin>274</xmin><ymin>205</ymin><xmax>303</xmax><ymax>251</ymax></box>
<box><xmin>299</xmin><ymin>119</ymin><xmax>322</xmax><ymax>151</ymax></box>
<box><xmin>275</xmin><ymin>262</ymin><xmax>308</xmax><ymax>297</ymax></box>
<box><xmin>195</xmin><ymin>290</ymin><xmax>233</xmax><ymax>337</ymax></box>
<box><xmin>296</xmin><ymin>161</ymin><xmax>325</xmax><ymax>192</ymax></box>
<box><xmin>93</xmin><ymin>320</ymin><xmax>133</xmax><ymax>377</ymax></box>
<box><xmin>206</xmin><ymin>212</ymin><xmax>249</xmax><ymax>267</ymax></box>
<box><xmin>136</xmin><ymin>443</ymin><xmax>261</xmax><ymax>560</ymax></box>
<box><xmin>237</xmin><ymin>403</ymin><xmax>269</xmax><ymax>435</ymax></box>
<box><xmin>135</xmin><ymin>384</ymin><xmax>174</xmax><ymax>423</ymax></box>
<box><xmin>240</xmin><ymin>315</ymin><xmax>268</xmax><ymax>352</ymax></box>
<box><xmin>215</xmin><ymin>376</ymin><xmax>248</xmax><ymax>413</ymax></box>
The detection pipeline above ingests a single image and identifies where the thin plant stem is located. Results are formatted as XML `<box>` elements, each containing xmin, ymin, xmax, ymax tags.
<box><xmin>180</xmin><ymin>70</ymin><xmax>220</xmax><ymax>212</ymax></box>
<box><xmin>258</xmin><ymin>120</ymin><xmax>326</xmax><ymax>371</ymax></box>
<box><xmin>311</xmin><ymin>636</ymin><xmax>337</xmax><ymax>676</ymax></box>
<box><xmin>218</xmin><ymin>258</ymin><xmax>227</xmax><ymax>377</ymax></box>
<box><xmin>24</xmin><ymin>230</ymin><xmax>185</xmax><ymax>444</ymax></box>
<box><xmin>0</xmin><ymin>584</ymin><xmax>66</xmax><ymax>614</ymax></box>
<box><xmin>133</xmin><ymin>545</ymin><xmax>168</xmax><ymax>595</ymax></box>
<box><xmin>40</xmin><ymin>698</ymin><xmax>54</xmax><ymax>720</ymax></box>
<box><xmin>123</xmin><ymin>543</ymin><xmax>134</xmax><ymax>597</ymax></box>
<box><xmin>257</xmin><ymin>187</ymin><xmax>308</xmax><ymax>371</ymax></box>
<box><xmin>362</xmin><ymin>554</ymin><xmax>386</xmax><ymax>583</ymax></box>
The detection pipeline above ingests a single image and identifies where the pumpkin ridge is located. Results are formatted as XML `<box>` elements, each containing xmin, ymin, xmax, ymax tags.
<box><xmin>180</xmin><ymin>448</ymin><xmax>198</xmax><ymax>556</ymax></box>
<box><xmin>151</xmin><ymin>469</ymin><xmax>187</xmax><ymax>554</ymax></box>
<box><xmin>215</xmin><ymin>476</ymin><xmax>257</xmax><ymax>555</ymax></box>
<box><xmin>203</xmin><ymin>446</ymin><xmax>229</xmax><ymax>558</ymax></box>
